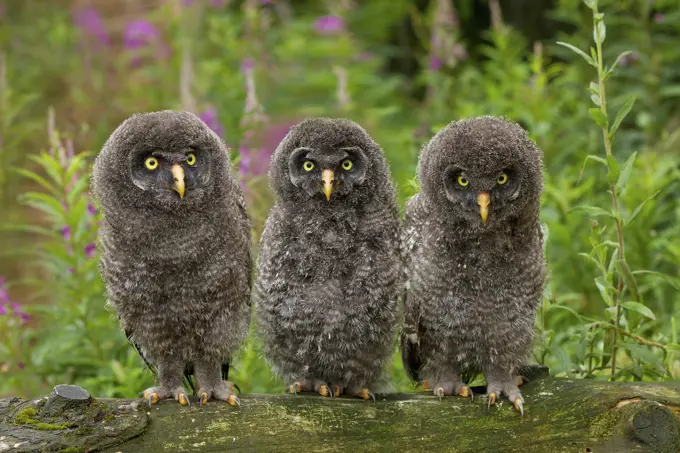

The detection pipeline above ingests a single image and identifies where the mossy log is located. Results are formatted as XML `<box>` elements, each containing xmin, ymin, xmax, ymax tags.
<box><xmin>1</xmin><ymin>367</ymin><xmax>679</xmax><ymax>453</ymax></box>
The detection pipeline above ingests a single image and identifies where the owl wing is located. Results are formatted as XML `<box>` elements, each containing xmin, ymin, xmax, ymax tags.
<box><xmin>232</xmin><ymin>175</ymin><xmax>254</xmax><ymax>293</ymax></box>
<box><xmin>399</xmin><ymin>194</ymin><xmax>427</xmax><ymax>383</ymax></box>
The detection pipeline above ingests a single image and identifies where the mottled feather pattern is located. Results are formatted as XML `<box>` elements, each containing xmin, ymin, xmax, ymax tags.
<box><xmin>400</xmin><ymin>116</ymin><xmax>547</xmax><ymax>386</ymax></box>
<box><xmin>255</xmin><ymin>118</ymin><xmax>402</xmax><ymax>391</ymax></box>
<box><xmin>92</xmin><ymin>111</ymin><xmax>251</xmax><ymax>374</ymax></box>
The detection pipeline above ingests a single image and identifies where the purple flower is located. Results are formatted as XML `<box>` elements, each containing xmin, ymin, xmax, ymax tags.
<box><xmin>314</xmin><ymin>16</ymin><xmax>344</xmax><ymax>35</ymax></box>
<box><xmin>0</xmin><ymin>2</ymin><xmax>5</xmax><ymax>20</ymax></box>
<box><xmin>429</xmin><ymin>54</ymin><xmax>441</xmax><ymax>71</ymax></box>
<box><xmin>241</xmin><ymin>58</ymin><xmax>255</xmax><ymax>72</ymax></box>
<box><xmin>0</xmin><ymin>305</ymin><xmax>6</xmax><ymax>316</ymax></box>
<box><xmin>61</xmin><ymin>226</ymin><xmax>71</xmax><ymax>241</ymax></box>
<box><xmin>261</xmin><ymin>0</ymin><xmax>272</xmax><ymax>3</ymax></box>
<box><xmin>211</xmin><ymin>0</ymin><xmax>227</xmax><ymax>6</ymax></box>
<box><xmin>124</xmin><ymin>20</ymin><xmax>159</xmax><ymax>50</ymax></box>
<box><xmin>199</xmin><ymin>108</ymin><xmax>225</xmax><ymax>138</ymax></box>
<box><xmin>183</xmin><ymin>0</ymin><xmax>196</xmax><ymax>6</ymax></box>
<box><xmin>84</xmin><ymin>243</ymin><xmax>97</xmax><ymax>259</ymax></box>
<box><xmin>17</xmin><ymin>362</ymin><xmax>25</xmax><ymax>370</ymax></box>
<box><xmin>73</xmin><ymin>6</ymin><xmax>109</xmax><ymax>46</ymax></box>
<box><xmin>87</xmin><ymin>203</ymin><xmax>97</xmax><ymax>216</ymax></box>
<box><xmin>654</xmin><ymin>13</ymin><xmax>664</xmax><ymax>23</ymax></box>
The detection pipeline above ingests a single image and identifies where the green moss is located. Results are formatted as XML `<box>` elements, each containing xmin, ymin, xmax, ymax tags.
<box><xmin>104</xmin><ymin>413</ymin><xmax>115</xmax><ymax>422</ymax></box>
<box><xmin>589</xmin><ymin>411</ymin><xmax>619</xmax><ymax>438</ymax></box>
<box><xmin>60</xmin><ymin>448</ymin><xmax>83</xmax><ymax>453</ymax></box>
<box><xmin>14</xmin><ymin>407</ymin><xmax>39</xmax><ymax>424</ymax></box>
<box><xmin>14</xmin><ymin>406</ymin><xmax>70</xmax><ymax>430</ymax></box>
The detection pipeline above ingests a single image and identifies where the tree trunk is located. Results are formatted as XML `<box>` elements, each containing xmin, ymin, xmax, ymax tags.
<box><xmin>1</xmin><ymin>367</ymin><xmax>679</xmax><ymax>453</ymax></box>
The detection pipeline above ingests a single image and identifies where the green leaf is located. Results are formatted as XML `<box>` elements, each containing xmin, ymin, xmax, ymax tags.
<box><xmin>609</xmin><ymin>96</ymin><xmax>636</xmax><ymax>140</ymax></box>
<box><xmin>605</xmin><ymin>51</ymin><xmax>632</xmax><ymax>78</ymax></box>
<box><xmin>666</xmin><ymin>343</ymin><xmax>680</xmax><ymax>352</ymax></box>
<box><xmin>594</xmin><ymin>20</ymin><xmax>606</xmax><ymax>43</ymax></box>
<box><xmin>618</xmin><ymin>343</ymin><xmax>664</xmax><ymax>373</ymax></box>
<box><xmin>556</xmin><ymin>41</ymin><xmax>596</xmax><ymax>67</ymax></box>
<box><xmin>595</xmin><ymin>276</ymin><xmax>614</xmax><ymax>306</ymax></box>
<box><xmin>12</xmin><ymin>168</ymin><xmax>61</xmax><ymax>197</ymax></box>
<box><xmin>616</xmin><ymin>152</ymin><xmax>637</xmax><ymax>193</ymax></box>
<box><xmin>571</xmin><ymin>205</ymin><xmax>615</xmax><ymax>219</ymax></box>
<box><xmin>618</xmin><ymin>260</ymin><xmax>641</xmax><ymax>302</ymax></box>
<box><xmin>589</xmin><ymin>108</ymin><xmax>609</xmax><ymax>128</ymax></box>
<box><xmin>606</xmin><ymin>154</ymin><xmax>619</xmax><ymax>186</ymax></box>
<box><xmin>591</xmin><ymin>94</ymin><xmax>601</xmax><ymax>106</ymax></box>
<box><xmin>548</xmin><ymin>345</ymin><xmax>572</xmax><ymax>375</ymax></box>
<box><xmin>583</xmin><ymin>0</ymin><xmax>596</xmax><ymax>9</ymax></box>
<box><xmin>621</xmin><ymin>301</ymin><xmax>655</xmax><ymax>320</ymax></box>
<box><xmin>589</xmin><ymin>81</ymin><xmax>600</xmax><ymax>95</ymax></box>
<box><xmin>578</xmin><ymin>154</ymin><xmax>607</xmax><ymax>182</ymax></box>
<box><xmin>625</xmin><ymin>190</ymin><xmax>660</xmax><ymax>226</ymax></box>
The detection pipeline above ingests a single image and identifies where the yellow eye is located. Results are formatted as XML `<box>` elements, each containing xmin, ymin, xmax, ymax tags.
<box><xmin>497</xmin><ymin>172</ymin><xmax>509</xmax><ymax>185</ymax></box>
<box><xmin>457</xmin><ymin>176</ymin><xmax>469</xmax><ymax>187</ymax></box>
<box><xmin>341</xmin><ymin>159</ymin><xmax>353</xmax><ymax>171</ymax></box>
<box><xmin>145</xmin><ymin>157</ymin><xmax>158</xmax><ymax>170</ymax></box>
<box><xmin>186</xmin><ymin>153</ymin><xmax>196</xmax><ymax>166</ymax></box>
<box><xmin>303</xmin><ymin>160</ymin><xmax>315</xmax><ymax>171</ymax></box>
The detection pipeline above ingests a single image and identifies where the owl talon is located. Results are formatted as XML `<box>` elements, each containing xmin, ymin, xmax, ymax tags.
<box><xmin>358</xmin><ymin>388</ymin><xmax>375</xmax><ymax>402</ymax></box>
<box><xmin>459</xmin><ymin>385</ymin><xmax>473</xmax><ymax>401</ymax></box>
<box><xmin>227</xmin><ymin>394</ymin><xmax>241</xmax><ymax>407</ymax></box>
<box><xmin>288</xmin><ymin>382</ymin><xmax>302</xmax><ymax>395</ymax></box>
<box><xmin>178</xmin><ymin>392</ymin><xmax>190</xmax><ymax>406</ymax></box>
<box><xmin>143</xmin><ymin>391</ymin><xmax>160</xmax><ymax>406</ymax></box>
<box><xmin>514</xmin><ymin>397</ymin><xmax>524</xmax><ymax>416</ymax></box>
<box><xmin>334</xmin><ymin>385</ymin><xmax>342</xmax><ymax>398</ymax></box>
<box><xmin>488</xmin><ymin>392</ymin><xmax>497</xmax><ymax>408</ymax></box>
<box><xmin>318</xmin><ymin>384</ymin><xmax>332</xmax><ymax>398</ymax></box>
<box><xmin>200</xmin><ymin>392</ymin><xmax>210</xmax><ymax>405</ymax></box>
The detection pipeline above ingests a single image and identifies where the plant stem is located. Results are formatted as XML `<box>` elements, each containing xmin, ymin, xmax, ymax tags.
<box><xmin>593</xmin><ymin>4</ymin><xmax>627</xmax><ymax>381</ymax></box>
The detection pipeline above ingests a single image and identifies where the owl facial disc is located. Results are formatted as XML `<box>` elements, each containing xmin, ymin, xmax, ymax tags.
<box><xmin>171</xmin><ymin>164</ymin><xmax>185</xmax><ymax>199</ymax></box>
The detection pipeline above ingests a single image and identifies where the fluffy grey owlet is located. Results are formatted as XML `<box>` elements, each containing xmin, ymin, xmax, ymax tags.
<box><xmin>91</xmin><ymin>110</ymin><xmax>251</xmax><ymax>407</ymax></box>
<box><xmin>255</xmin><ymin>117</ymin><xmax>402</xmax><ymax>400</ymax></box>
<box><xmin>400</xmin><ymin>116</ymin><xmax>546</xmax><ymax>415</ymax></box>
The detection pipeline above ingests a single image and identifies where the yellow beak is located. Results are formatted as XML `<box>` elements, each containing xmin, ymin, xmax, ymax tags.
<box><xmin>477</xmin><ymin>191</ymin><xmax>490</xmax><ymax>225</ymax></box>
<box><xmin>322</xmin><ymin>169</ymin><xmax>335</xmax><ymax>201</ymax></box>
<box><xmin>171</xmin><ymin>164</ymin><xmax>185</xmax><ymax>199</ymax></box>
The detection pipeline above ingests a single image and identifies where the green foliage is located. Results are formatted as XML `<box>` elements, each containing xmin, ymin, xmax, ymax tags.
<box><xmin>1</xmin><ymin>0</ymin><xmax>679</xmax><ymax>398</ymax></box>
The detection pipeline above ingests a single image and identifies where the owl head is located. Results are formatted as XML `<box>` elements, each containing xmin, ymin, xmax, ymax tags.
<box><xmin>92</xmin><ymin>110</ymin><xmax>232</xmax><ymax>214</ymax></box>
<box><xmin>418</xmin><ymin>116</ymin><xmax>543</xmax><ymax>230</ymax></box>
<box><xmin>269</xmin><ymin>117</ymin><xmax>393</xmax><ymax>207</ymax></box>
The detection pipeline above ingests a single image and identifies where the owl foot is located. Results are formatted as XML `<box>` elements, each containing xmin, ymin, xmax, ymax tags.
<box><xmin>314</xmin><ymin>380</ymin><xmax>339</xmax><ymax>398</ymax></box>
<box><xmin>141</xmin><ymin>386</ymin><xmax>190</xmax><ymax>407</ymax></box>
<box><xmin>197</xmin><ymin>380</ymin><xmax>240</xmax><ymax>407</ymax></box>
<box><xmin>486</xmin><ymin>382</ymin><xmax>525</xmax><ymax>416</ymax></box>
<box><xmin>345</xmin><ymin>386</ymin><xmax>375</xmax><ymax>402</ymax></box>
<box><xmin>432</xmin><ymin>381</ymin><xmax>473</xmax><ymax>402</ymax></box>
<box><xmin>287</xmin><ymin>381</ymin><xmax>309</xmax><ymax>395</ymax></box>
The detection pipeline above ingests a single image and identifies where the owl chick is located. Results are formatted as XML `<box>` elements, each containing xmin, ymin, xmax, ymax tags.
<box><xmin>255</xmin><ymin>117</ymin><xmax>402</xmax><ymax>400</ymax></box>
<box><xmin>92</xmin><ymin>110</ymin><xmax>252</xmax><ymax>407</ymax></box>
<box><xmin>400</xmin><ymin>116</ymin><xmax>546</xmax><ymax>415</ymax></box>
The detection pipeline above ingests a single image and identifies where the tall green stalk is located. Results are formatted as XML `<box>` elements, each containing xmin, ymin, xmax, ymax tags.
<box><xmin>558</xmin><ymin>0</ymin><xmax>640</xmax><ymax>380</ymax></box>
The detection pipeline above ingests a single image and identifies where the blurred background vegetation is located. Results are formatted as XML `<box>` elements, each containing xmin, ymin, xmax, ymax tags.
<box><xmin>1</xmin><ymin>0</ymin><xmax>679</xmax><ymax>399</ymax></box>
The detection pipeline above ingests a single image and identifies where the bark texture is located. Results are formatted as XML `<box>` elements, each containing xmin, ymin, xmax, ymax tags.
<box><xmin>1</xmin><ymin>367</ymin><xmax>679</xmax><ymax>453</ymax></box>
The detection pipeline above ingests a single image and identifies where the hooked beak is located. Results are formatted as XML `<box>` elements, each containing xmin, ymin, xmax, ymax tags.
<box><xmin>171</xmin><ymin>164</ymin><xmax>185</xmax><ymax>199</ymax></box>
<box><xmin>477</xmin><ymin>192</ymin><xmax>490</xmax><ymax>225</ymax></box>
<box><xmin>322</xmin><ymin>169</ymin><xmax>335</xmax><ymax>201</ymax></box>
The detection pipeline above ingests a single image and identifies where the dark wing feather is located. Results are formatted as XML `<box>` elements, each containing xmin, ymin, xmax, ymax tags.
<box><xmin>399</xmin><ymin>194</ymin><xmax>426</xmax><ymax>383</ymax></box>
